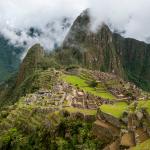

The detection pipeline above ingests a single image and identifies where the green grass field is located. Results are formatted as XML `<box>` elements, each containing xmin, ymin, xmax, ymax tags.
<box><xmin>136</xmin><ymin>100</ymin><xmax>150</xmax><ymax>114</ymax></box>
<box><xmin>62</xmin><ymin>75</ymin><xmax>116</xmax><ymax>100</ymax></box>
<box><xmin>100</xmin><ymin>102</ymin><xmax>128</xmax><ymax>118</ymax></box>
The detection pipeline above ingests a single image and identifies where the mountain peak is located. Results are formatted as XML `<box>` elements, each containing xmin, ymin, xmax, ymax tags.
<box><xmin>16</xmin><ymin>44</ymin><xmax>44</xmax><ymax>86</ymax></box>
<box><xmin>63</xmin><ymin>10</ymin><xmax>123</xmax><ymax>76</ymax></box>
<box><xmin>25</xmin><ymin>44</ymin><xmax>44</xmax><ymax>57</ymax></box>
<box><xmin>61</xmin><ymin>10</ymin><xmax>150</xmax><ymax>90</ymax></box>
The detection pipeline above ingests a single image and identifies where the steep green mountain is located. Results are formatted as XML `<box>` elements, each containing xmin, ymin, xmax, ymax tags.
<box><xmin>0</xmin><ymin>35</ymin><xmax>23</xmax><ymax>82</ymax></box>
<box><xmin>58</xmin><ymin>10</ymin><xmax>150</xmax><ymax>91</ymax></box>
<box><xmin>0</xmin><ymin>44</ymin><xmax>46</xmax><ymax>107</ymax></box>
<box><xmin>63</xmin><ymin>10</ymin><xmax>123</xmax><ymax>76</ymax></box>
<box><xmin>113</xmin><ymin>33</ymin><xmax>150</xmax><ymax>91</ymax></box>
<box><xmin>16</xmin><ymin>44</ymin><xmax>45</xmax><ymax>86</ymax></box>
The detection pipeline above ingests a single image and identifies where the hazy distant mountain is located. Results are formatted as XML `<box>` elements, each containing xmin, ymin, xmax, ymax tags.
<box><xmin>0</xmin><ymin>35</ymin><xmax>23</xmax><ymax>82</ymax></box>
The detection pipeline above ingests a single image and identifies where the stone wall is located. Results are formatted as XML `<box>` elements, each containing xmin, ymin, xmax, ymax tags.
<box><xmin>61</xmin><ymin>110</ymin><xmax>96</xmax><ymax>122</ymax></box>
<box><xmin>97</xmin><ymin>110</ymin><xmax>121</xmax><ymax>128</ymax></box>
<box><xmin>92</xmin><ymin>120</ymin><xmax>120</xmax><ymax>144</ymax></box>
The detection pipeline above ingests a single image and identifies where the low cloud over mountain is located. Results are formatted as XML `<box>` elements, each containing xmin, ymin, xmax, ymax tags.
<box><xmin>0</xmin><ymin>0</ymin><xmax>150</xmax><ymax>50</ymax></box>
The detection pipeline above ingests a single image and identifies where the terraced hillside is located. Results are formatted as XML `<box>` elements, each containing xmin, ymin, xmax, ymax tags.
<box><xmin>0</xmin><ymin>67</ymin><xmax>149</xmax><ymax>149</ymax></box>
<box><xmin>63</xmin><ymin>74</ymin><xmax>115</xmax><ymax>100</ymax></box>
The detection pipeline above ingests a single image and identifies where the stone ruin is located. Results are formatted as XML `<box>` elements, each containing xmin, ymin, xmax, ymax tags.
<box><xmin>92</xmin><ymin>103</ymin><xmax>150</xmax><ymax>149</ymax></box>
<box><xmin>22</xmin><ymin>72</ymin><xmax>150</xmax><ymax>149</ymax></box>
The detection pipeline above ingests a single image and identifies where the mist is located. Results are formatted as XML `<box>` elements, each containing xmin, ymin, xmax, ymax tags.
<box><xmin>0</xmin><ymin>0</ymin><xmax>150</xmax><ymax>51</ymax></box>
<box><xmin>89</xmin><ymin>0</ymin><xmax>150</xmax><ymax>42</ymax></box>
<box><xmin>0</xmin><ymin>0</ymin><xmax>89</xmax><ymax>51</ymax></box>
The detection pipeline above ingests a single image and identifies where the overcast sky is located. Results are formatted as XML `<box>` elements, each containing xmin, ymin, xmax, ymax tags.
<box><xmin>0</xmin><ymin>0</ymin><xmax>150</xmax><ymax>51</ymax></box>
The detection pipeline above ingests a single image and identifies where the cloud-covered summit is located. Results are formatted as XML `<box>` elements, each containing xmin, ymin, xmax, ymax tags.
<box><xmin>0</xmin><ymin>0</ymin><xmax>150</xmax><ymax>50</ymax></box>
<box><xmin>0</xmin><ymin>0</ymin><xmax>89</xmax><ymax>50</ymax></box>
<box><xmin>89</xmin><ymin>0</ymin><xmax>150</xmax><ymax>42</ymax></box>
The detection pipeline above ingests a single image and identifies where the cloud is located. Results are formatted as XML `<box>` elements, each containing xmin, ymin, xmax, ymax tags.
<box><xmin>0</xmin><ymin>0</ymin><xmax>150</xmax><ymax>52</ymax></box>
<box><xmin>89</xmin><ymin>0</ymin><xmax>150</xmax><ymax>42</ymax></box>
<box><xmin>0</xmin><ymin>0</ymin><xmax>89</xmax><ymax>50</ymax></box>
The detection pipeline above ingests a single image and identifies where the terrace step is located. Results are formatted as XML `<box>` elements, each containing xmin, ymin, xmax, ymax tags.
<box><xmin>103</xmin><ymin>139</ymin><xmax>120</xmax><ymax>150</ymax></box>
<box><xmin>135</xmin><ymin>128</ymin><xmax>149</xmax><ymax>144</ymax></box>
<box><xmin>92</xmin><ymin>119</ymin><xmax>120</xmax><ymax>143</ymax></box>
<box><xmin>120</xmin><ymin>132</ymin><xmax>136</xmax><ymax>147</ymax></box>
